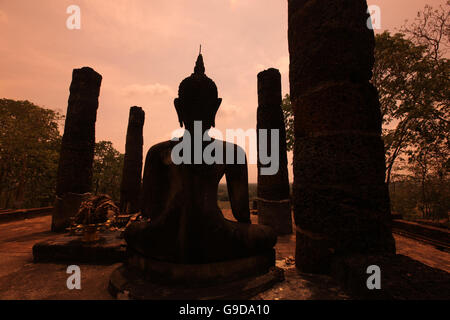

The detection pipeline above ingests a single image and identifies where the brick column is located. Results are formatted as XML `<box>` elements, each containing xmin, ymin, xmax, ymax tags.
<box><xmin>288</xmin><ymin>0</ymin><xmax>395</xmax><ymax>273</ymax></box>
<box><xmin>120</xmin><ymin>106</ymin><xmax>145</xmax><ymax>214</ymax></box>
<box><xmin>52</xmin><ymin>67</ymin><xmax>102</xmax><ymax>232</ymax></box>
<box><xmin>257</xmin><ymin>68</ymin><xmax>292</xmax><ymax>235</ymax></box>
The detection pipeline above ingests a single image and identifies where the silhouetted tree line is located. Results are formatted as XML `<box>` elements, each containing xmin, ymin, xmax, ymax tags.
<box><xmin>0</xmin><ymin>99</ymin><xmax>123</xmax><ymax>209</ymax></box>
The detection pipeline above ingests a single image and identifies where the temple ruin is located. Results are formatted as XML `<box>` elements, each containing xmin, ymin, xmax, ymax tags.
<box><xmin>51</xmin><ymin>67</ymin><xmax>102</xmax><ymax>232</ymax></box>
<box><xmin>120</xmin><ymin>106</ymin><xmax>145</xmax><ymax>214</ymax></box>
<box><xmin>257</xmin><ymin>68</ymin><xmax>292</xmax><ymax>235</ymax></box>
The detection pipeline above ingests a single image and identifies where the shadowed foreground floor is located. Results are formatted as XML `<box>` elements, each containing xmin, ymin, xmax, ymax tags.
<box><xmin>0</xmin><ymin>212</ymin><xmax>448</xmax><ymax>300</ymax></box>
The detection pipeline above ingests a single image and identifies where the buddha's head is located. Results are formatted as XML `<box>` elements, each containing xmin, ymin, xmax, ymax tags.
<box><xmin>174</xmin><ymin>53</ymin><xmax>222</xmax><ymax>132</ymax></box>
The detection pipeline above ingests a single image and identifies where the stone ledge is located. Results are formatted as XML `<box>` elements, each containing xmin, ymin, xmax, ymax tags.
<box><xmin>392</xmin><ymin>219</ymin><xmax>450</xmax><ymax>250</ymax></box>
<box><xmin>0</xmin><ymin>207</ymin><xmax>53</xmax><ymax>223</ymax></box>
<box><xmin>33</xmin><ymin>231</ymin><xmax>126</xmax><ymax>264</ymax></box>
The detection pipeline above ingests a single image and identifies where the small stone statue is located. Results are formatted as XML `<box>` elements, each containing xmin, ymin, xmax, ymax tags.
<box><xmin>74</xmin><ymin>194</ymin><xmax>119</xmax><ymax>225</ymax></box>
<box><xmin>124</xmin><ymin>53</ymin><xmax>277</xmax><ymax>264</ymax></box>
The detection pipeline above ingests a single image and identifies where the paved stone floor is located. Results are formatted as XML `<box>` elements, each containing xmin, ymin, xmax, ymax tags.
<box><xmin>0</xmin><ymin>213</ymin><xmax>448</xmax><ymax>300</ymax></box>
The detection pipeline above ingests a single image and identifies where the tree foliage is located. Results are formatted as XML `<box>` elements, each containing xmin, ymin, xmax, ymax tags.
<box><xmin>401</xmin><ymin>1</ymin><xmax>450</xmax><ymax>61</ymax></box>
<box><xmin>375</xmin><ymin>2</ymin><xmax>449</xmax><ymax>220</ymax></box>
<box><xmin>92</xmin><ymin>141</ymin><xmax>124</xmax><ymax>203</ymax></box>
<box><xmin>0</xmin><ymin>99</ymin><xmax>63</xmax><ymax>208</ymax></box>
<box><xmin>281</xmin><ymin>94</ymin><xmax>294</xmax><ymax>153</ymax></box>
<box><xmin>373</xmin><ymin>31</ymin><xmax>449</xmax><ymax>185</ymax></box>
<box><xmin>0</xmin><ymin>99</ymin><xmax>125</xmax><ymax>209</ymax></box>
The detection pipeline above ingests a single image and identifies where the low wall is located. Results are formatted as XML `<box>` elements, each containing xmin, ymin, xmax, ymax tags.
<box><xmin>0</xmin><ymin>207</ymin><xmax>53</xmax><ymax>223</ymax></box>
<box><xmin>392</xmin><ymin>219</ymin><xmax>449</xmax><ymax>250</ymax></box>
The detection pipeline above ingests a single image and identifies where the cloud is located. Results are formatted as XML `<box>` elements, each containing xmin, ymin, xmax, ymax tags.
<box><xmin>121</xmin><ymin>83</ymin><xmax>174</xmax><ymax>98</ymax></box>
<box><xmin>0</xmin><ymin>10</ymin><xmax>8</xmax><ymax>24</ymax></box>
<box><xmin>218</xmin><ymin>102</ymin><xmax>240</xmax><ymax>118</ymax></box>
<box><xmin>255</xmin><ymin>55</ymin><xmax>289</xmax><ymax>75</ymax></box>
<box><xmin>276</xmin><ymin>56</ymin><xmax>289</xmax><ymax>75</ymax></box>
<box><xmin>230</xmin><ymin>0</ymin><xmax>251</xmax><ymax>9</ymax></box>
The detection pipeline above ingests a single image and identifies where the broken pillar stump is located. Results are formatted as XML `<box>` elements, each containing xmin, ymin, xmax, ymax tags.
<box><xmin>52</xmin><ymin>67</ymin><xmax>102</xmax><ymax>232</ymax></box>
<box><xmin>257</xmin><ymin>68</ymin><xmax>292</xmax><ymax>235</ymax></box>
<box><xmin>120</xmin><ymin>106</ymin><xmax>145</xmax><ymax>214</ymax></box>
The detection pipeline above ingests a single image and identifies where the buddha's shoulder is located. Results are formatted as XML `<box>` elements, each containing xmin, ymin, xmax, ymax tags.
<box><xmin>146</xmin><ymin>139</ymin><xmax>246</xmax><ymax>159</ymax></box>
<box><xmin>146</xmin><ymin>140</ymin><xmax>178</xmax><ymax>157</ymax></box>
<box><xmin>217</xmin><ymin>140</ymin><xmax>246</xmax><ymax>154</ymax></box>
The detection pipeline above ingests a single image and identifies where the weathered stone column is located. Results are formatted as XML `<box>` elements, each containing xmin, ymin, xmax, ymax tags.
<box><xmin>288</xmin><ymin>0</ymin><xmax>395</xmax><ymax>273</ymax></box>
<box><xmin>120</xmin><ymin>106</ymin><xmax>145</xmax><ymax>214</ymax></box>
<box><xmin>257</xmin><ymin>68</ymin><xmax>292</xmax><ymax>235</ymax></box>
<box><xmin>52</xmin><ymin>67</ymin><xmax>102</xmax><ymax>232</ymax></box>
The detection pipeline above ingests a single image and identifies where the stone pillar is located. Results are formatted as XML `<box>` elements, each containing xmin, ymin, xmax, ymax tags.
<box><xmin>52</xmin><ymin>67</ymin><xmax>102</xmax><ymax>232</ymax></box>
<box><xmin>288</xmin><ymin>0</ymin><xmax>395</xmax><ymax>273</ymax></box>
<box><xmin>120</xmin><ymin>106</ymin><xmax>145</xmax><ymax>214</ymax></box>
<box><xmin>257</xmin><ymin>68</ymin><xmax>292</xmax><ymax>235</ymax></box>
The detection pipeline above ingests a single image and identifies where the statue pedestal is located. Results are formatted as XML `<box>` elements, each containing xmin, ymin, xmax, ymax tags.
<box><xmin>108</xmin><ymin>249</ymin><xmax>284</xmax><ymax>300</ymax></box>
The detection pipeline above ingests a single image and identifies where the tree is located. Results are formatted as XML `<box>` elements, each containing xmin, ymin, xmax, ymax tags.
<box><xmin>281</xmin><ymin>94</ymin><xmax>294</xmax><ymax>152</ymax></box>
<box><xmin>407</xmin><ymin>137</ymin><xmax>449</xmax><ymax>220</ymax></box>
<box><xmin>0</xmin><ymin>99</ymin><xmax>63</xmax><ymax>208</ymax></box>
<box><xmin>92</xmin><ymin>141</ymin><xmax>124</xmax><ymax>203</ymax></box>
<box><xmin>401</xmin><ymin>1</ymin><xmax>450</xmax><ymax>61</ymax></box>
<box><xmin>398</xmin><ymin>2</ymin><xmax>450</xmax><ymax>220</ymax></box>
<box><xmin>373</xmin><ymin>31</ymin><xmax>449</xmax><ymax>185</ymax></box>
<box><xmin>0</xmin><ymin>99</ymin><xmax>124</xmax><ymax>208</ymax></box>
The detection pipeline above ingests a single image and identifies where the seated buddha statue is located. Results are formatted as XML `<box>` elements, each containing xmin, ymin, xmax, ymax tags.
<box><xmin>124</xmin><ymin>53</ymin><xmax>277</xmax><ymax>264</ymax></box>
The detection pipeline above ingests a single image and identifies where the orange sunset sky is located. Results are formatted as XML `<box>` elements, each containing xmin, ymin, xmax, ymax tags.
<box><xmin>0</xmin><ymin>0</ymin><xmax>445</xmax><ymax>182</ymax></box>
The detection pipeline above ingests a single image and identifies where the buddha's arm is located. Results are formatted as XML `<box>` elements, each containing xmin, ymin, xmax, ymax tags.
<box><xmin>141</xmin><ymin>143</ymin><xmax>168</xmax><ymax>220</ymax></box>
<box><xmin>225</xmin><ymin>161</ymin><xmax>251</xmax><ymax>224</ymax></box>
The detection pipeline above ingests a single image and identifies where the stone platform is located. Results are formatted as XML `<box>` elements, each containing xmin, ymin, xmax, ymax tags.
<box><xmin>109</xmin><ymin>249</ymin><xmax>284</xmax><ymax>299</ymax></box>
<box><xmin>33</xmin><ymin>231</ymin><xmax>126</xmax><ymax>264</ymax></box>
<box><xmin>0</xmin><ymin>213</ymin><xmax>449</xmax><ymax>299</ymax></box>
